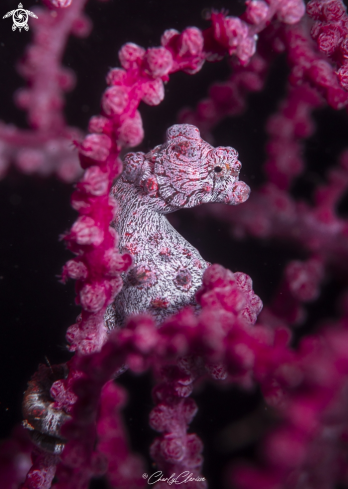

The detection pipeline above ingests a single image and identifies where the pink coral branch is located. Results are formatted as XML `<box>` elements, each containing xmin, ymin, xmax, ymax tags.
<box><xmin>45</xmin><ymin>265</ymin><xmax>262</xmax><ymax>487</ymax></box>
<box><xmin>307</xmin><ymin>0</ymin><xmax>348</xmax><ymax>92</ymax></box>
<box><xmin>232</xmin><ymin>317</ymin><xmax>348</xmax><ymax>489</ymax></box>
<box><xmin>13</xmin><ymin>2</ymin><xmax>348</xmax><ymax>489</ymax></box>
<box><xmin>16</xmin><ymin>0</ymin><xmax>90</xmax><ymax>131</ymax></box>
<box><xmin>96</xmin><ymin>381</ymin><xmax>145</xmax><ymax>489</ymax></box>
<box><xmin>190</xmin><ymin>19</ymin><xmax>348</xmax><ymax>269</ymax></box>
<box><xmin>0</xmin><ymin>0</ymin><xmax>90</xmax><ymax>181</ymax></box>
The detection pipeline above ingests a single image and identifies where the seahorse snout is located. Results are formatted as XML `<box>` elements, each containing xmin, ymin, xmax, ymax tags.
<box><xmin>213</xmin><ymin>179</ymin><xmax>250</xmax><ymax>205</ymax></box>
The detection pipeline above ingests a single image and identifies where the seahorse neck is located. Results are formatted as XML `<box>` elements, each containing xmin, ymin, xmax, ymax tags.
<box><xmin>112</xmin><ymin>177</ymin><xmax>167</xmax><ymax>252</ymax></box>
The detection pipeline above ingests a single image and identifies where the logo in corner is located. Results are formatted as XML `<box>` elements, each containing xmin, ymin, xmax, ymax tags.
<box><xmin>3</xmin><ymin>3</ymin><xmax>38</xmax><ymax>32</ymax></box>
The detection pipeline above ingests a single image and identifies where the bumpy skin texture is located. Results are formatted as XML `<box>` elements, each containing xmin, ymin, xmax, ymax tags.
<box><xmin>23</xmin><ymin>124</ymin><xmax>250</xmax><ymax>453</ymax></box>
<box><xmin>104</xmin><ymin>124</ymin><xmax>250</xmax><ymax>330</ymax></box>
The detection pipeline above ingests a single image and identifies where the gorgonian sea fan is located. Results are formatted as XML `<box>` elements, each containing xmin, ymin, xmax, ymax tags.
<box><xmin>3</xmin><ymin>0</ymin><xmax>348</xmax><ymax>488</ymax></box>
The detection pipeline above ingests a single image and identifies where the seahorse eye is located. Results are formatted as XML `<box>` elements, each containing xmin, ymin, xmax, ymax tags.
<box><xmin>214</xmin><ymin>166</ymin><xmax>222</xmax><ymax>173</ymax></box>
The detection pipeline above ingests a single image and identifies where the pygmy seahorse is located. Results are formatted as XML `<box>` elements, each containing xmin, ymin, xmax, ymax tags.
<box><xmin>104</xmin><ymin>123</ymin><xmax>249</xmax><ymax>329</ymax></box>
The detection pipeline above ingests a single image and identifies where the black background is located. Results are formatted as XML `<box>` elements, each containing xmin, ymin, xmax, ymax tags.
<box><xmin>1</xmin><ymin>0</ymin><xmax>348</xmax><ymax>487</ymax></box>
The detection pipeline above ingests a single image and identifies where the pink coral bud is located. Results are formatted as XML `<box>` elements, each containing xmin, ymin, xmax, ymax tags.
<box><xmin>198</xmin><ymin>289</ymin><xmax>223</xmax><ymax>309</ymax></box>
<box><xmin>194</xmin><ymin>99</ymin><xmax>217</xmax><ymax>120</ymax></box>
<box><xmin>79</xmin><ymin>166</ymin><xmax>109</xmax><ymax>196</ymax></box>
<box><xmin>66</xmin><ymin>317</ymin><xmax>108</xmax><ymax>354</ymax></box>
<box><xmin>337</xmin><ymin>64</ymin><xmax>348</xmax><ymax>91</ymax></box>
<box><xmin>250</xmin><ymin>325</ymin><xmax>277</xmax><ymax>346</ymax></box>
<box><xmin>275</xmin><ymin>362</ymin><xmax>303</xmax><ymax>388</ymax></box>
<box><xmin>160</xmin><ymin>435</ymin><xmax>185</xmax><ymax>462</ymax></box>
<box><xmin>182</xmin><ymin>398</ymin><xmax>198</xmax><ymax>424</ymax></box>
<box><xmin>244</xmin><ymin>0</ymin><xmax>269</xmax><ymax>24</ymax></box>
<box><xmin>317</xmin><ymin>25</ymin><xmax>340</xmax><ymax>54</ymax></box>
<box><xmin>50</xmin><ymin>380</ymin><xmax>67</xmax><ymax>405</ymax></box>
<box><xmin>118</xmin><ymin>43</ymin><xmax>146</xmax><ymax>70</ymax></box>
<box><xmin>103</xmin><ymin>249</ymin><xmax>132</xmax><ymax>275</ymax></box>
<box><xmin>277</xmin><ymin>0</ymin><xmax>306</xmax><ymax>24</ymax></box>
<box><xmin>63</xmin><ymin>259</ymin><xmax>88</xmax><ymax>281</ymax></box>
<box><xmin>105</xmin><ymin>275</ymin><xmax>123</xmax><ymax>306</ymax></box>
<box><xmin>149</xmin><ymin>405</ymin><xmax>173</xmax><ymax>432</ymax></box>
<box><xmin>179</xmin><ymin>27</ymin><xmax>204</xmax><ymax>57</ymax></box>
<box><xmin>234</xmin><ymin>272</ymin><xmax>253</xmax><ymax>292</ymax></box>
<box><xmin>326</xmin><ymin>85</ymin><xmax>348</xmax><ymax>109</ymax></box>
<box><xmin>323</xmin><ymin>0</ymin><xmax>346</xmax><ymax>20</ymax></box>
<box><xmin>71</xmin><ymin>15</ymin><xmax>92</xmax><ymax>37</ymax></box>
<box><xmin>106</xmin><ymin>68</ymin><xmax>127</xmax><ymax>86</ymax></box>
<box><xmin>57</xmin><ymin>68</ymin><xmax>76</xmax><ymax>91</ymax></box>
<box><xmin>206</xmin><ymin>362</ymin><xmax>228</xmax><ymax>380</ymax></box>
<box><xmin>143</xmin><ymin>47</ymin><xmax>173</xmax><ymax>78</ymax></box>
<box><xmin>79</xmin><ymin>134</ymin><xmax>112</xmax><ymax>166</ymax></box>
<box><xmin>58</xmin><ymin>159</ymin><xmax>79</xmax><ymax>182</ymax></box>
<box><xmin>227</xmin><ymin>342</ymin><xmax>255</xmax><ymax>372</ymax></box>
<box><xmin>161</xmin><ymin>29</ymin><xmax>180</xmax><ymax>47</ymax></box>
<box><xmin>127</xmin><ymin>353</ymin><xmax>148</xmax><ymax>373</ymax></box>
<box><xmin>172</xmin><ymin>382</ymin><xmax>193</xmax><ymax>398</ymax></box>
<box><xmin>248</xmin><ymin>293</ymin><xmax>263</xmax><ymax>315</ymax></box>
<box><xmin>70</xmin><ymin>192</ymin><xmax>92</xmax><ymax>213</ymax></box>
<box><xmin>186</xmin><ymin>434</ymin><xmax>203</xmax><ymax>457</ymax></box>
<box><xmin>236</xmin><ymin>36</ymin><xmax>256</xmax><ymax>64</ymax></box>
<box><xmin>131</xmin><ymin>321</ymin><xmax>158</xmax><ymax>354</ymax></box>
<box><xmin>117</xmin><ymin>110</ymin><xmax>144</xmax><ymax>147</ymax></box>
<box><xmin>152</xmin><ymin>382</ymin><xmax>176</xmax><ymax>403</ymax></box>
<box><xmin>213</xmin><ymin>15</ymin><xmax>247</xmax><ymax>51</ymax></box>
<box><xmin>70</xmin><ymin>216</ymin><xmax>104</xmax><ymax>246</ymax></box>
<box><xmin>16</xmin><ymin>149</ymin><xmax>44</xmax><ymax>173</ymax></box>
<box><xmin>102</xmin><ymin>86</ymin><xmax>129</xmax><ymax>116</ymax></box>
<box><xmin>108</xmin><ymin>275</ymin><xmax>123</xmax><ymax>301</ymax></box>
<box><xmin>51</xmin><ymin>376</ymin><xmax>78</xmax><ymax>409</ymax></box>
<box><xmin>306</xmin><ymin>0</ymin><xmax>323</xmax><ymax>20</ymax></box>
<box><xmin>240</xmin><ymin>307</ymin><xmax>258</xmax><ymax>325</ymax></box>
<box><xmin>220</xmin><ymin>286</ymin><xmax>246</xmax><ymax>313</ymax></box>
<box><xmin>49</xmin><ymin>0</ymin><xmax>72</xmax><ymax>7</ymax></box>
<box><xmin>202</xmin><ymin>264</ymin><xmax>233</xmax><ymax>289</ymax></box>
<box><xmin>141</xmin><ymin>78</ymin><xmax>165</xmax><ymax>106</ymax></box>
<box><xmin>285</xmin><ymin>259</ymin><xmax>323</xmax><ymax>301</ymax></box>
<box><xmin>340</xmin><ymin>37</ymin><xmax>348</xmax><ymax>57</ymax></box>
<box><xmin>79</xmin><ymin>282</ymin><xmax>106</xmax><ymax>312</ymax></box>
<box><xmin>308</xmin><ymin>59</ymin><xmax>335</xmax><ymax>88</ymax></box>
<box><xmin>88</xmin><ymin>115</ymin><xmax>110</xmax><ymax>134</ymax></box>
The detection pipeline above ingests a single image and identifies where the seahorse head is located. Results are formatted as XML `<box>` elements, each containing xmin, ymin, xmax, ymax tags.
<box><xmin>122</xmin><ymin>123</ymin><xmax>250</xmax><ymax>211</ymax></box>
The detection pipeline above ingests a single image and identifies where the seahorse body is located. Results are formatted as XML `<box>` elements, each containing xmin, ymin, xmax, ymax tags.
<box><xmin>104</xmin><ymin>123</ymin><xmax>250</xmax><ymax>330</ymax></box>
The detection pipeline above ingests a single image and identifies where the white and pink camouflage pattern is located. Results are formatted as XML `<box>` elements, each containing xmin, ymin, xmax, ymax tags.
<box><xmin>104</xmin><ymin>123</ymin><xmax>250</xmax><ymax>330</ymax></box>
